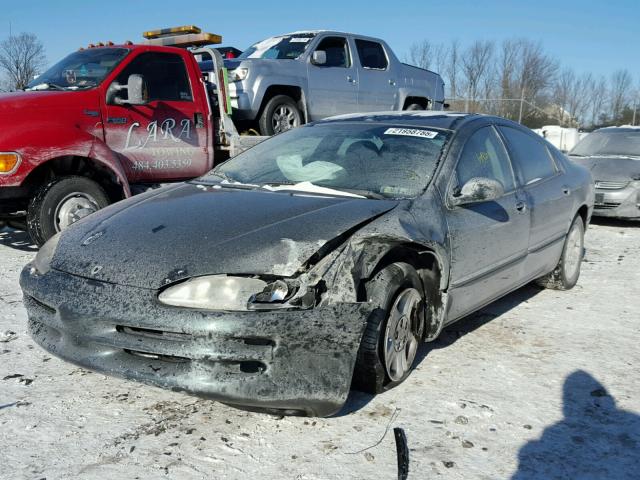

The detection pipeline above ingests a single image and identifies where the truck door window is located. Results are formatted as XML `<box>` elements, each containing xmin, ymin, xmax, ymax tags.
<box><xmin>115</xmin><ymin>52</ymin><xmax>193</xmax><ymax>102</ymax></box>
<box><xmin>314</xmin><ymin>37</ymin><xmax>351</xmax><ymax>68</ymax></box>
<box><xmin>355</xmin><ymin>40</ymin><xmax>388</xmax><ymax>70</ymax></box>
<box><xmin>455</xmin><ymin>126</ymin><xmax>515</xmax><ymax>193</ymax></box>
<box><xmin>498</xmin><ymin>127</ymin><xmax>557</xmax><ymax>185</ymax></box>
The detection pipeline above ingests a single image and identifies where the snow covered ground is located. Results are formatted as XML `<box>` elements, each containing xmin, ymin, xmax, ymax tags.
<box><xmin>1</xmin><ymin>220</ymin><xmax>638</xmax><ymax>480</ymax></box>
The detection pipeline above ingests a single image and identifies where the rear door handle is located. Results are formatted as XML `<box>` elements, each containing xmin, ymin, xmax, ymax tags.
<box><xmin>562</xmin><ymin>186</ymin><xmax>571</xmax><ymax>196</ymax></box>
<box><xmin>347</xmin><ymin>75</ymin><xmax>357</xmax><ymax>84</ymax></box>
<box><xmin>516</xmin><ymin>201</ymin><xmax>527</xmax><ymax>213</ymax></box>
<box><xmin>389</xmin><ymin>79</ymin><xmax>396</xmax><ymax>86</ymax></box>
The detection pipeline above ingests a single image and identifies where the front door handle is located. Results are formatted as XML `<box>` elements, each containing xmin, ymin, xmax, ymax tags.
<box><xmin>516</xmin><ymin>201</ymin><xmax>527</xmax><ymax>213</ymax></box>
<box><xmin>347</xmin><ymin>75</ymin><xmax>357</xmax><ymax>84</ymax></box>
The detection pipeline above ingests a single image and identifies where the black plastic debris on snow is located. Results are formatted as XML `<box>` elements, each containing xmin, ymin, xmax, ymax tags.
<box><xmin>394</xmin><ymin>427</ymin><xmax>409</xmax><ymax>480</ymax></box>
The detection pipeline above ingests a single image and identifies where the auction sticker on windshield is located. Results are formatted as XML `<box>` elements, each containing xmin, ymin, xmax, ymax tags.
<box><xmin>384</xmin><ymin>128</ymin><xmax>439</xmax><ymax>139</ymax></box>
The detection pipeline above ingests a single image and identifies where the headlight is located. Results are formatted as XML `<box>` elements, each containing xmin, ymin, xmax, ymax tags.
<box><xmin>229</xmin><ymin>68</ymin><xmax>248</xmax><ymax>82</ymax></box>
<box><xmin>158</xmin><ymin>275</ymin><xmax>298</xmax><ymax>311</ymax></box>
<box><xmin>31</xmin><ymin>233</ymin><xmax>61</xmax><ymax>275</ymax></box>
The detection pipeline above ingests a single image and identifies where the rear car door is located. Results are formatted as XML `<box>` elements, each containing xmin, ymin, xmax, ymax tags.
<box><xmin>444</xmin><ymin>125</ymin><xmax>530</xmax><ymax>321</ymax></box>
<box><xmin>306</xmin><ymin>36</ymin><xmax>359</xmax><ymax>121</ymax></box>
<box><xmin>103</xmin><ymin>51</ymin><xmax>210</xmax><ymax>182</ymax></box>
<box><xmin>353</xmin><ymin>39</ymin><xmax>397</xmax><ymax>111</ymax></box>
<box><xmin>497</xmin><ymin>126</ymin><xmax>572</xmax><ymax>279</ymax></box>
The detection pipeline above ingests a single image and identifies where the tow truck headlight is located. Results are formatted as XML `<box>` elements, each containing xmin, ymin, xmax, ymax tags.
<box><xmin>229</xmin><ymin>68</ymin><xmax>248</xmax><ymax>82</ymax></box>
<box><xmin>0</xmin><ymin>152</ymin><xmax>21</xmax><ymax>174</ymax></box>
<box><xmin>158</xmin><ymin>275</ymin><xmax>296</xmax><ymax>311</ymax></box>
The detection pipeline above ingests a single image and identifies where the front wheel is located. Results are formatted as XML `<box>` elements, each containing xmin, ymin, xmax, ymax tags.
<box><xmin>353</xmin><ymin>262</ymin><xmax>428</xmax><ymax>394</ymax></box>
<box><xmin>27</xmin><ymin>176</ymin><xmax>110</xmax><ymax>246</ymax></box>
<box><xmin>258</xmin><ymin>95</ymin><xmax>303</xmax><ymax>135</ymax></box>
<box><xmin>536</xmin><ymin>215</ymin><xmax>585</xmax><ymax>290</ymax></box>
<box><xmin>404</xmin><ymin>103</ymin><xmax>425</xmax><ymax>111</ymax></box>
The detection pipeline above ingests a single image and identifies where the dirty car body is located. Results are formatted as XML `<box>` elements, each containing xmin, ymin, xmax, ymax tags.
<box><xmin>569</xmin><ymin>126</ymin><xmax>640</xmax><ymax>219</ymax></box>
<box><xmin>20</xmin><ymin>112</ymin><xmax>593</xmax><ymax>416</ymax></box>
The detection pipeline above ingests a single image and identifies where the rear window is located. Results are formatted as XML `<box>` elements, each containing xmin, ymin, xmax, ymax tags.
<box><xmin>499</xmin><ymin>127</ymin><xmax>557</xmax><ymax>185</ymax></box>
<box><xmin>355</xmin><ymin>39</ymin><xmax>388</xmax><ymax>70</ymax></box>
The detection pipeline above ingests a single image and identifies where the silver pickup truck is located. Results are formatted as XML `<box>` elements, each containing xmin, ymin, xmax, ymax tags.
<box><xmin>206</xmin><ymin>31</ymin><xmax>445</xmax><ymax>135</ymax></box>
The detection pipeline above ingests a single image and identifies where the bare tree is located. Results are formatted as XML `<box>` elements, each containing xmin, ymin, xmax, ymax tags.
<box><xmin>609</xmin><ymin>69</ymin><xmax>632</xmax><ymax>122</ymax></box>
<box><xmin>588</xmin><ymin>76</ymin><xmax>608</xmax><ymax>127</ymax></box>
<box><xmin>446</xmin><ymin>40</ymin><xmax>460</xmax><ymax>102</ymax></box>
<box><xmin>460</xmin><ymin>40</ymin><xmax>494</xmax><ymax>111</ymax></box>
<box><xmin>0</xmin><ymin>32</ymin><xmax>46</xmax><ymax>91</ymax></box>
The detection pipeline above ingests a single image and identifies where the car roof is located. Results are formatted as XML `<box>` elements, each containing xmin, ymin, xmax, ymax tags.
<box><xmin>596</xmin><ymin>125</ymin><xmax>640</xmax><ymax>133</ymax></box>
<box><xmin>317</xmin><ymin>111</ymin><xmax>486</xmax><ymax>131</ymax></box>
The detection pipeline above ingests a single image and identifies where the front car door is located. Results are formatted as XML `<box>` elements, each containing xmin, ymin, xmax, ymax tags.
<box><xmin>496</xmin><ymin>126</ymin><xmax>572</xmax><ymax>279</ymax></box>
<box><xmin>103</xmin><ymin>51</ymin><xmax>210</xmax><ymax>182</ymax></box>
<box><xmin>442</xmin><ymin>123</ymin><xmax>530</xmax><ymax>321</ymax></box>
<box><xmin>306</xmin><ymin>35</ymin><xmax>359</xmax><ymax>121</ymax></box>
<box><xmin>353</xmin><ymin>38</ymin><xmax>397</xmax><ymax>111</ymax></box>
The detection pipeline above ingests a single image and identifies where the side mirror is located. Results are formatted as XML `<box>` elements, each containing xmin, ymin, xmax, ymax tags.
<box><xmin>106</xmin><ymin>74</ymin><xmax>148</xmax><ymax>106</ymax></box>
<box><xmin>451</xmin><ymin>177</ymin><xmax>504</xmax><ymax>206</ymax></box>
<box><xmin>311</xmin><ymin>50</ymin><xmax>327</xmax><ymax>66</ymax></box>
<box><xmin>126</xmin><ymin>74</ymin><xmax>148</xmax><ymax>105</ymax></box>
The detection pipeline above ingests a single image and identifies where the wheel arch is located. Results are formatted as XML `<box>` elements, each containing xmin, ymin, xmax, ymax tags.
<box><xmin>402</xmin><ymin>96</ymin><xmax>431</xmax><ymax>110</ymax></box>
<box><xmin>258</xmin><ymin>85</ymin><xmax>307</xmax><ymax>122</ymax></box>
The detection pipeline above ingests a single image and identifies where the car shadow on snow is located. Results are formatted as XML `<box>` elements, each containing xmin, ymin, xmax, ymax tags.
<box><xmin>590</xmin><ymin>217</ymin><xmax>639</xmax><ymax>228</ymax></box>
<box><xmin>0</xmin><ymin>226</ymin><xmax>38</xmax><ymax>252</ymax></box>
<box><xmin>337</xmin><ymin>284</ymin><xmax>543</xmax><ymax>416</ymax></box>
<box><xmin>512</xmin><ymin>370</ymin><xmax>640</xmax><ymax>479</ymax></box>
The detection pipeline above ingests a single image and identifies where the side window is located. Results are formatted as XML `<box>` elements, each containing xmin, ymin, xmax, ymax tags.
<box><xmin>314</xmin><ymin>37</ymin><xmax>350</xmax><ymax>68</ymax></box>
<box><xmin>455</xmin><ymin>126</ymin><xmax>515</xmax><ymax>192</ymax></box>
<box><xmin>499</xmin><ymin>127</ymin><xmax>557</xmax><ymax>185</ymax></box>
<box><xmin>116</xmin><ymin>52</ymin><xmax>192</xmax><ymax>102</ymax></box>
<box><xmin>355</xmin><ymin>39</ymin><xmax>388</xmax><ymax>70</ymax></box>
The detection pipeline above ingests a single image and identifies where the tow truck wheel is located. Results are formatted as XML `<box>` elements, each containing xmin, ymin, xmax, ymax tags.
<box><xmin>353</xmin><ymin>262</ymin><xmax>428</xmax><ymax>394</ymax></box>
<box><xmin>259</xmin><ymin>95</ymin><xmax>303</xmax><ymax>135</ymax></box>
<box><xmin>27</xmin><ymin>176</ymin><xmax>110</xmax><ymax>246</ymax></box>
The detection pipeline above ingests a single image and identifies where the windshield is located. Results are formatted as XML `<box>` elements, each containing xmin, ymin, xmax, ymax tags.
<box><xmin>202</xmin><ymin>123</ymin><xmax>451</xmax><ymax>198</ymax></box>
<box><xmin>570</xmin><ymin>130</ymin><xmax>640</xmax><ymax>158</ymax></box>
<box><xmin>238</xmin><ymin>33</ymin><xmax>316</xmax><ymax>60</ymax></box>
<box><xmin>26</xmin><ymin>48</ymin><xmax>129</xmax><ymax>90</ymax></box>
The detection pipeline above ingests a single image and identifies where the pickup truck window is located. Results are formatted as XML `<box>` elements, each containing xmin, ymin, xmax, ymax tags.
<box><xmin>239</xmin><ymin>33</ymin><xmax>316</xmax><ymax>60</ymax></box>
<box><xmin>455</xmin><ymin>126</ymin><xmax>515</xmax><ymax>192</ymax></box>
<box><xmin>207</xmin><ymin>123</ymin><xmax>450</xmax><ymax>198</ymax></box>
<box><xmin>26</xmin><ymin>48</ymin><xmax>128</xmax><ymax>90</ymax></box>
<box><xmin>115</xmin><ymin>52</ymin><xmax>192</xmax><ymax>102</ymax></box>
<box><xmin>355</xmin><ymin>40</ymin><xmax>388</xmax><ymax>70</ymax></box>
<box><xmin>498</xmin><ymin>126</ymin><xmax>557</xmax><ymax>185</ymax></box>
<box><xmin>314</xmin><ymin>37</ymin><xmax>351</xmax><ymax>68</ymax></box>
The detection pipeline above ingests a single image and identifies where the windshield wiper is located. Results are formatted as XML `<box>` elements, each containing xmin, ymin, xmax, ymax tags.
<box><xmin>26</xmin><ymin>82</ymin><xmax>66</xmax><ymax>91</ymax></box>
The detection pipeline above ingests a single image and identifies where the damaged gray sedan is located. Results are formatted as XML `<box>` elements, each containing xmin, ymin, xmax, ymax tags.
<box><xmin>20</xmin><ymin>112</ymin><xmax>594</xmax><ymax>416</ymax></box>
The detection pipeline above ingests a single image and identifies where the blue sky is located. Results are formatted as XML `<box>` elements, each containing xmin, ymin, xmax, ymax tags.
<box><xmin>1</xmin><ymin>0</ymin><xmax>638</xmax><ymax>81</ymax></box>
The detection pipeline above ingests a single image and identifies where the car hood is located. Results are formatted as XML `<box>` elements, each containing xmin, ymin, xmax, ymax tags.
<box><xmin>51</xmin><ymin>183</ymin><xmax>398</xmax><ymax>289</ymax></box>
<box><xmin>569</xmin><ymin>155</ymin><xmax>640</xmax><ymax>181</ymax></box>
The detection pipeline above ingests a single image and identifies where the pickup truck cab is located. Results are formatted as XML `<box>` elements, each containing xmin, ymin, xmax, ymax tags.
<box><xmin>0</xmin><ymin>27</ymin><xmax>258</xmax><ymax>246</ymax></box>
<box><xmin>209</xmin><ymin>31</ymin><xmax>446</xmax><ymax>134</ymax></box>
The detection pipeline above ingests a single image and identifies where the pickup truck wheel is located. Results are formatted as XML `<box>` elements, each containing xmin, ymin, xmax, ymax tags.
<box><xmin>535</xmin><ymin>215</ymin><xmax>585</xmax><ymax>290</ymax></box>
<box><xmin>259</xmin><ymin>95</ymin><xmax>303</xmax><ymax>135</ymax></box>
<box><xmin>405</xmin><ymin>103</ymin><xmax>425</xmax><ymax>111</ymax></box>
<box><xmin>352</xmin><ymin>262</ymin><xmax>427</xmax><ymax>394</ymax></box>
<box><xmin>27</xmin><ymin>176</ymin><xmax>110</xmax><ymax>246</ymax></box>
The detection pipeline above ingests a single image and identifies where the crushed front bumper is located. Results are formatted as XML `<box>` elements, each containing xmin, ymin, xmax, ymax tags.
<box><xmin>20</xmin><ymin>266</ymin><xmax>371</xmax><ymax>416</ymax></box>
<box><xmin>593</xmin><ymin>185</ymin><xmax>640</xmax><ymax>219</ymax></box>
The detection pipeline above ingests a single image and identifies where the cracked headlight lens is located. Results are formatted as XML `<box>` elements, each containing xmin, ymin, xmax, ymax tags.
<box><xmin>31</xmin><ymin>233</ymin><xmax>61</xmax><ymax>275</ymax></box>
<box><xmin>158</xmin><ymin>275</ymin><xmax>297</xmax><ymax>311</ymax></box>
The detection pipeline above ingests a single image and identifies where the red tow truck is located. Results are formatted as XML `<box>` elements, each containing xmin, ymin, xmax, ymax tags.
<box><xmin>0</xmin><ymin>26</ymin><xmax>263</xmax><ymax>245</ymax></box>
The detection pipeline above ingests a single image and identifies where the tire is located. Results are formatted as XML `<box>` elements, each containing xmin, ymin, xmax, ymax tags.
<box><xmin>405</xmin><ymin>103</ymin><xmax>425</xmax><ymax>111</ymax></box>
<box><xmin>536</xmin><ymin>215</ymin><xmax>585</xmax><ymax>290</ymax></box>
<box><xmin>258</xmin><ymin>95</ymin><xmax>303</xmax><ymax>135</ymax></box>
<box><xmin>353</xmin><ymin>262</ymin><xmax>429</xmax><ymax>394</ymax></box>
<box><xmin>27</xmin><ymin>176</ymin><xmax>110</xmax><ymax>246</ymax></box>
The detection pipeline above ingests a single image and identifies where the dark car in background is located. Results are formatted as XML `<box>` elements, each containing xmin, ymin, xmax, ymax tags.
<box><xmin>569</xmin><ymin>126</ymin><xmax>640</xmax><ymax>219</ymax></box>
<box><xmin>20</xmin><ymin>112</ymin><xmax>593</xmax><ymax>416</ymax></box>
